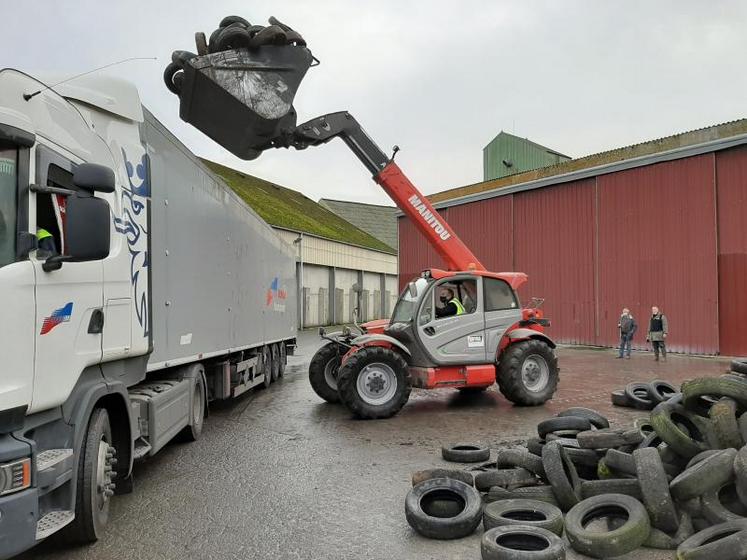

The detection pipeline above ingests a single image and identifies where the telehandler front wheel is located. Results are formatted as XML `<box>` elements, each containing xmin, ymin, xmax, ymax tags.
<box><xmin>497</xmin><ymin>340</ymin><xmax>558</xmax><ymax>406</ymax></box>
<box><xmin>309</xmin><ymin>342</ymin><xmax>342</xmax><ymax>403</ymax></box>
<box><xmin>337</xmin><ymin>346</ymin><xmax>411</xmax><ymax>419</ymax></box>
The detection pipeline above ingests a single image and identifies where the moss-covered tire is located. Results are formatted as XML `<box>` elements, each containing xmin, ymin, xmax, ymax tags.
<box><xmin>405</xmin><ymin>478</ymin><xmax>482</xmax><ymax>540</ymax></box>
<box><xmin>411</xmin><ymin>468</ymin><xmax>474</xmax><ymax>487</ymax></box>
<box><xmin>651</xmin><ymin>401</ymin><xmax>712</xmax><ymax>458</ymax></box>
<box><xmin>701</xmin><ymin>482</ymin><xmax>747</xmax><ymax>525</ymax></box>
<box><xmin>604</xmin><ymin>449</ymin><xmax>636</xmax><ymax>475</ymax></box>
<box><xmin>542</xmin><ymin>441</ymin><xmax>581</xmax><ymax>511</ymax></box>
<box><xmin>497</xmin><ymin>340</ymin><xmax>559</xmax><ymax>406</ymax></box>
<box><xmin>580</xmin><ymin>478</ymin><xmax>643</xmax><ymax>500</ymax></box>
<box><xmin>633</xmin><ymin>447</ymin><xmax>679</xmax><ymax>532</ymax></box>
<box><xmin>442</xmin><ymin>443</ymin><xmax>490</xmax><ymax>463</ymax></box>
<box><xmin>643</xmin><ymin>511</ymin><xmax>693</xmax><ymax>550</ymax></box>
<box><xmin>565</xmin><ymin>494</ymin><xmax>651</xmax><ymax>558</ymax></box>
<box><xmin>557</xmin><ymin>407</ymin><xmax>609</xmax><ymax>429</ymax></box>
<box><xmin>337</xmin><ymin>346</ymin><xmax>411</xmax><ymax>419</ymax></box>
<box><xmin>670</xmin><ymin>448</ymin><xmax>738</xmax><ymax>501</ymax></box>
<box><xmin>483</xmin><ymin>499</ymin><xmax>564</xmax><ymax>535</ymax></box>
<box><xmin>710</xmin><ymin>398</ymin><xmax>744</xmax><ymax>449</ymax></box>
<box><xmin>676</xmin><ymin>519</ymin><xmax>747</xmax><ymax>559</ymax></box>
<box><xmin>496</xmin><ymin>448</ymin><xmax>545</xmax><ymax>477</ymax></box>
<box><xmin>481</xmin><ymin>525</ymin><xmax>566</xmax><ymax>560</ymax></box>
<box><xmin>308</xmin><ymin>342</ymin><xmax>341</xmax><ymax>403</ymax></box>
<box><xmin>683</xmin><ymin>377</ymin><xmax>747</xmax><ymax>413</ymax></box>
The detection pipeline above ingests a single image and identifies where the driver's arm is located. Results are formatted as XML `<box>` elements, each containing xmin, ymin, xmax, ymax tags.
<box><xmin>435</xmin><ymin>301</ymin><xmax>456</xmax><ymax>318</ymax></box>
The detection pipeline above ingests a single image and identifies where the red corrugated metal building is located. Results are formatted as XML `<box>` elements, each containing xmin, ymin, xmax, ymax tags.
<box><xmin>398</xmin><ymin>122</ymin><xmax>747</xmax><ymax>355</ymax></box>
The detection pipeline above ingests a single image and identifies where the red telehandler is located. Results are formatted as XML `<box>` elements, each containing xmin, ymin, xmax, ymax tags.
<box><xmin>164</xmin><ymin>15</ymin><xmax>559</xmax><ymax>419</ymax></box>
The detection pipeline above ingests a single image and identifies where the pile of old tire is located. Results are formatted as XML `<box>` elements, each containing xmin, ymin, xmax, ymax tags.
<box><xmin>610</xmin><ymin>379</ymin><xmax>677</xmax><ymax>410</ymax></box>
<box><xmin>164</xmin><ymin>15</ymin><xmax>306</xmax><ymax>95</ymax></box>
<box><xmin>405</xmin><ymin>371</ymin><xmax>747</xmax><ymax>558</ymax></box>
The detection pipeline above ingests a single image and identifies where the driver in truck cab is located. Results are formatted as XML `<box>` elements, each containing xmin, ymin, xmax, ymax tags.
<box><xmin>436</xmin><ymin>287</ymin><xmax>465</xmax><ymax>318</ymax></box>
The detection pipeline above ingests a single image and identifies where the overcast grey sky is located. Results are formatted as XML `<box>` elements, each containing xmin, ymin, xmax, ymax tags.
<box><xmin>5</xmin><ymin>1</ymin><xmax>747</xmax><ymax>205</ymax></box>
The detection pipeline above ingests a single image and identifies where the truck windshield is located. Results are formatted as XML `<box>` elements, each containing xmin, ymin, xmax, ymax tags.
<box><xmin>0</xmin><ymin>149</ymin><xmax>16</xmax><ymax>269</ymax></box>
<box><xmin>390</xmin><ymin>277</ymin><xmax>431</xmax><ymax>324</ymax></box>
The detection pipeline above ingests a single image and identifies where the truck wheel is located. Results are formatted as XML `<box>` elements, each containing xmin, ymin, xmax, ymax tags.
<box><xmin>497</xmin><ymin>340</ymin><xmax>558</xmax><ymax>406</ymax></box>
<box><xmin>261</xmin><ymin>346</ymin><xmax>272</xmax><ymax>388</ymax></box>
<box><xmin>278</xmin><ymin>343</ymin><xmax>287</xmax><ymax>378</ymax></box>
<box><xmin>64</xmin><ymin>408</ymin><xmax>115</xmax><ymax>543</ymax></box>
<box><xmin>309</xmin><ymin>342</ymin><xmax>342</xmax><ymax>403</ymax></box>
<box><xmin>270</xmin><ymin>344</ymin><xmax>281</xmax><ymax>382</ymax></box>
<box><xmin>337</xmin><ymin>346</ymin><xmax>411</xmax><ymax>419</ymax></box>
<box><xmin>177</xmin><ymin>375</ymin><xmax>205</xmax><ymax>442</ymax></box>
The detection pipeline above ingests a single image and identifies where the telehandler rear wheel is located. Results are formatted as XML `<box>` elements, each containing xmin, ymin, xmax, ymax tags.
<box><xmin>497</xmin><ymin>340</ymin><xmax>558</xmax><ymax>406</ymax></box>
<box><xmin>337</xmin><ymin>346</ymin><xmax>411</xmax><ymax>419</ymax></box>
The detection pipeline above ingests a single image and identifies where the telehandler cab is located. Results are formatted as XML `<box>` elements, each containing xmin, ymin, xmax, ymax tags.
<box><xmin>165</xmin><ymin>14</ymin><xmax>559</xmax><ymax>419</ymax></box>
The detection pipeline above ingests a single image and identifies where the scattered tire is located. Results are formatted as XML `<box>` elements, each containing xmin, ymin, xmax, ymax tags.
<box><xmin>650</xmin><ymin>401</ymin><xmax>711</xmax><ymax>458</ymax></box>
<box><xmin>633</xmin><ymin>447</ymin><xmax>679</xmax><ymax>532</ymax></box>
<box><xmin>442</xmin><ymin>443</ymin><xmax>490</xmax><ymax>463</ymax></box>
<box><xmin>308</xmin><ymin>342</ymin><xmax>342</xmax><ymax>403</ymax></box>
<box><xmin>604</xmin><ymin>449</ymin><xmax>636</xmax><ymax>476</ymax></box>
<box><xmin>577</xmin><ymin>428</ymin><xmax>641</xmax><ymax>449</ymax></box>
<box><xmin>557</xmin><ymin>407</ymin><xmax>609</xmax><ymax>429</ymax></box>
<box><xmin>580</xmin><ymin>479</ymin><xmax>643</xmax><ymax>501</ymax></box>
<box><xmin>625</xmin><ymin>382</ymin><xmax>656</xmax><ymax>410</ymax></box>
<box><xmin>496</xmin><ymin>340</ymin><xmax>559</xmax><ymax>406</ymax></box>
<box><xmin>732</xmin><ymin>359</ymin><xmax>747</xmax><ymax>375</ymax></box>
<box><xmin>483</xmin><ymin>499</ymin><xmax>564</xmax><ymax>536</ymax></box>
<box><xmin>676</xmin><ymin>519</ymin><xmax>747</xmax><ymax>560</ymax></box>
<box><xmin>643</xmin><ymin>511</ymin><xmax>693</xmax><ymax>550</ymax></box>
<box><xmin>336</xmin><ymin>346</ymin><xmax>411</xmax><ymax>419</ymax></box>
<box><xmin>475</xmin><ymin>468</ymin><xmax>537</xmax><ymax>491</ymax></box>
<box><xmin>527</xmin><ymin>438</ymin><xmax>545</xmax><ymax>457</ymax></box>
<box><xmin>735</xmin><ymin>445</ymin><xmax>747</xmax><ymax>506</ymax></box>
<box><xmin>496</xmin><ymin>448</ymin><xmax>545</xmax><ymax>477</ymax></box>
<box><xmin>486</xmin><ymin>486</ymin><xmax>515</xmax><ymax>503</ymax></box>
<box><xmin>686</xmin><ymin>449</ymin><xmax>721</xmax><ymax>470</ymax></box>
<box><xmin>682</xmin><ymin>377</ymin><xmax>747</xmax><ymax>413</ymax></box>
<box><xmin>481</xmin><ymin>525</ymin><xmax>566</xmax><ymax>560</ymax></box>
<box><xmin>511</xmin><ymin>486</ymin><xmax>560</xmax><ymax>507</ymax></box>
<box><xmin>565</xmin><ymin>494</ymin><xmax>651</xmax><ymax>558</ymax></box>
<box><xmin>541</xmin><ymin>441</ymin><xmax>581</xmax><ymax>511</ymax></box>
<box><xmin>648</xmin><ymin>380</ymin><xmax>678</xmax><ymax>403</ymax></box>
<box><xmin>701</xmin><ymin>482</ymin><xmax>747</xmax><ymax>525</ymax></box>
<box><xmin>411</xmin><ymin>468</ymin><xmax>474</xmax><ymax>487</ymax></box>
<box><xmin>563</xmin><ymin>447</ymin><xmax>600</xmax><ymax>468</ymax></box>
<box><xmin>611</xmin><ymin>389</ymin><xmax>633</xmax><ymax>407</ymax></box>
<box><xmin>670</xmin><ymin>448</ymin><xmax>738</xmax><ymax>501</ymax></box>
<box><xmin>710</xmin><ymin>397</ymin><xmax>744</xmax><ymax>449</ymax></box>
<box><xmin>405</xmin><ymin>478</ymin><xmax>482</xmax><ymax>540</ymax></box>
<box><xmin>537</xmin><ymin>416</ymin><xmax>591</xmax><ymax>439</ymax></box>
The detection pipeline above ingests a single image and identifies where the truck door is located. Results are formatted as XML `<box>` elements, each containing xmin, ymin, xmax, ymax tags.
<box><xmin>416</xmin><ymin>276</ymin><xmax>488</xmax><ymax>364</ymax></box>
<box><xmin>31</xmin><ymin>145</ymin><xmax>104</xmax><ymax>413</ymax></box>
<box><xmin>483</xmin><ymin>277</ymin><xmax>523</xmax><ymax>358</ymax></box>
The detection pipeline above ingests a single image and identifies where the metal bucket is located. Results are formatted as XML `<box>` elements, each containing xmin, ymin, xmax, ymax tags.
<box><xmin>175</xmin><ymin>45</ymin><xmax>314</xmax><ymax>160</ymax></box>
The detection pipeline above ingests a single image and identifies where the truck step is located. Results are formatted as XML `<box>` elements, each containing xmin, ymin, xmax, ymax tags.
<box><xmin>133</xmin><ymin>439</ymin><xmax>152</xmax><ymax>460</ymax></box>
<box><xmin>36</xmin><ymin>510</ymin><xmax>75</xmax><ymax>540</ymax></box>
<box><xmin>37</xmin><ymin>449</ymin><xmax>73</xmax><ymax>472</ymax></box>
<box><xmin>37</xmin><ymin>449</ymin><xmax>74</xmax><ymax>494</ymax></box>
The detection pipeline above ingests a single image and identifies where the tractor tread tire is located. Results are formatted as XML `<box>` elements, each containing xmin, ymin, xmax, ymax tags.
<box><xmin>497</xmin><ymin>340</ymin><xmax>559</xmax><ymax>406</ymax></box>
<box><xmin>308</xmin><ymin>342</ymin><xmax>341</xmax><ymax>403</ymax></box>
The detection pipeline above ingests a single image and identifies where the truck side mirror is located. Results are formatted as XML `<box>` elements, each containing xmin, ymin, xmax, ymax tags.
<box><xmin>43</xmin><ymin>193</ymin><xmax>111</xmax><ymax>272</ymax></box>
<box><xmin>73</xmin><ymin>163</ymin><xmax>115</xmax><ymax>193</ymax></box>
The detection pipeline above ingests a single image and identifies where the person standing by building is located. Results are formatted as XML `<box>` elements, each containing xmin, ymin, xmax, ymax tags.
<box><xmin>617</xmin><ymin>308</ymin><xmax>637</xmax><ymax>359</ymax></box>
<box><xmin>647</xmin><ymin>306</ymin><xmax>669</xmax><ymax>361</ymax></box>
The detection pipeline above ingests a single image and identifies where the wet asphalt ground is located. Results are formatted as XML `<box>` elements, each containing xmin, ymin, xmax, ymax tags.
<box><xmin>22</xmin><ymin>330</ymin><xmax>731</xmax><ymax>560</ymax></box>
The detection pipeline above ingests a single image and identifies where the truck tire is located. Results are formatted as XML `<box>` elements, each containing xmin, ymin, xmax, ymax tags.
<box><xmin>261</xmin><ymin>345</ymin><xmax>272</xmax><ymax>388</ymax></box>
<box><xmin>64</xmin><ymin>408</ymin><xmax>115</xmax><ymax>543</ymax></box>
<box><xmin>176</xmin><ymin>374</ymin><xmax>205</xmax><ymax>442</ymax></box>
<box><xmin>270</xmin><ymin>343</ymin><xmax>281</xmax><ymax>382</ymax></box>
<box><xmin>337</xmin><ymin>346</ymin><xmax>411</xmax><ymax>419</ymax></box>
<box><xmin>278</xmin><ymin>342</ymin><xmax>287</xmax><ymax>378</ymax></box>
<box><xmin>308</xmin><ymin>342</ymin><xmax>342</xmax><ymax>403</ymax></box>
<box><xmin>497</xmin><ymin>340</ymin><xmax>558</xmax><ymax>406</ymax></box>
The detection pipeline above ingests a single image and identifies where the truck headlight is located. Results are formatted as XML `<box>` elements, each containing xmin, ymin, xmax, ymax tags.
<box><xmin>0</xmin><ymin>458</ymin><xmax>31</xmax><ymax>495</ymax></box>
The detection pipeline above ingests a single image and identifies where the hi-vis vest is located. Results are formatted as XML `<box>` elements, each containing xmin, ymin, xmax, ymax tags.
<box><xmin>450</xmin><ymin>298</ymin><xmax>465</xmax><ymax>315</ymax></box>
<box><xmin>37</xmin><ymin>228</ymin><xmax>53</xmax><ymax>241</ymax></box>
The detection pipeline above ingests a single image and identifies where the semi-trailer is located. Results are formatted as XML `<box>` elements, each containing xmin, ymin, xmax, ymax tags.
<box><xmin>0</xmin><ymin>69</ymin><xmax>297</xmax><ymax>558</ymax></box>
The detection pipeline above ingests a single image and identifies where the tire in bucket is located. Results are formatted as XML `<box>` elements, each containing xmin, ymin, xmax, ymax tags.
<box><xmin>497</xmin><ymin>340</ymin><xmax>559</xmax><ymax>406</ymax></box>
<box><xmin>308</xmin><ymin>342</ymin><xmax>342</xmax><ymax>403</ymax></box>
<box><xmin>405</xmin><ymin>478</ymin><xmax>482</xmax><ymax>540</ymax></box>
<box><xmin>336</xmin><ymin>346</ymin><xmax>411</xmax><ymax>419</ymax></box>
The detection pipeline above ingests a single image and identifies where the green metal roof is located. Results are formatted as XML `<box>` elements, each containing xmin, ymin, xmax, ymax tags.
<box><xmin>202</xmin><ymin>159</ymin><xmax>396</xmax><ymax>254</ymax></box>
<box><xmin>318</xmin><ymin>198</ymin><xmax>398</xmax><ymax>251</ymax></box>
<box><xmin>483</xmin><ymin>131</ymin><xmax>570</xmax><ymax>181</ymax></box>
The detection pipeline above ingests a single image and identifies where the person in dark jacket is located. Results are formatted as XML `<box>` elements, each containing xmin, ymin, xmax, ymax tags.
<box><xmin>617</xmin><ymin>308</ymin><xmax>637</xmax><ymax>359</ymax></box>
<box><xmin>435</xmin><ymin>287</ymin><xmax>465</xmax><ymax>318</ymax></box>
<box><xmin>646</xmin><ymin>306</ymin><xmax>669</xmax><ymax>361</ymax></box>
